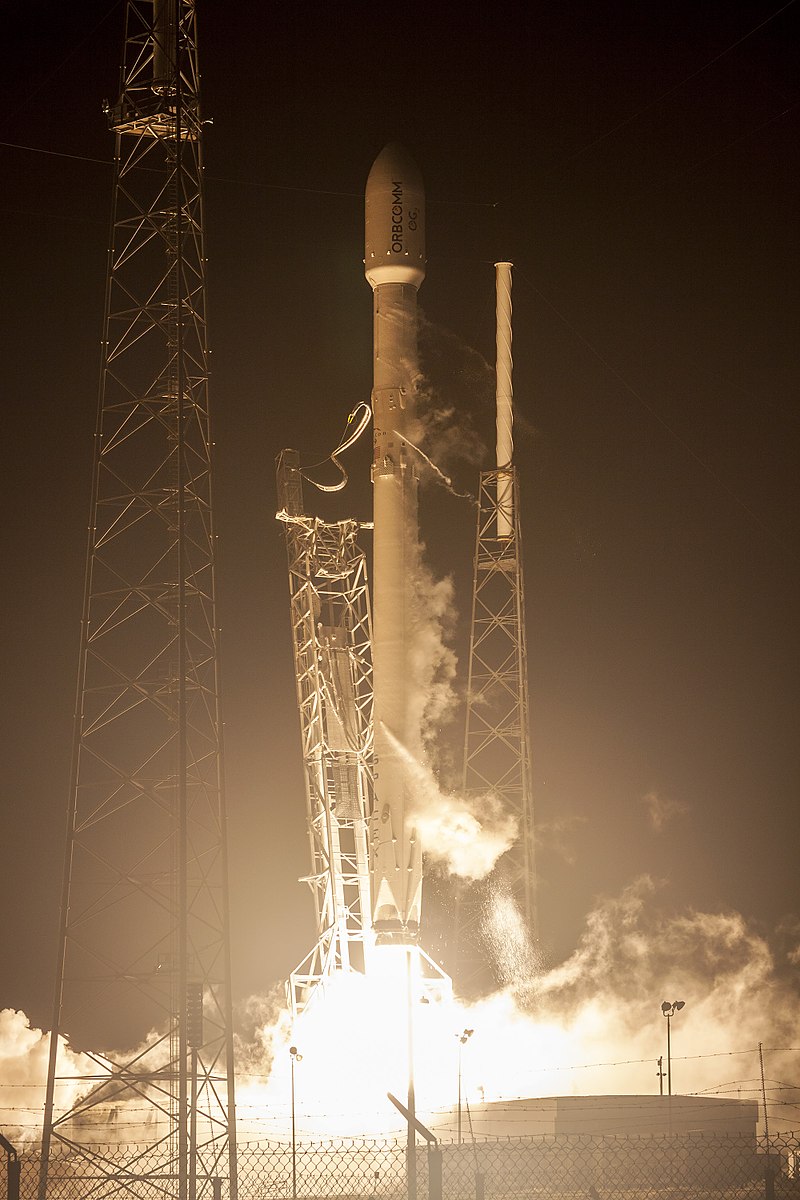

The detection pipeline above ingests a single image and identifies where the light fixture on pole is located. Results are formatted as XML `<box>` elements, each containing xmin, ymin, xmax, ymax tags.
<box><xmin>456</xmin><ymin>1029</ymin><xmax>474</xmax><ymax>1145</ymax></box>
<box><xmin>289</xmin><ymin>1045</ymin><xmax>303</xmax><ymax>1200</ymax></box>
<box><xmin>660</xmin><ymin>1001</ymin><xmax>685</xmax><ymax>1097</ymax></box>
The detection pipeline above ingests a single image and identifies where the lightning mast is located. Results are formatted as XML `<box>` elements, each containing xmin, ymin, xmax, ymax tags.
<box><xmin>39</xmin><ymin>3</ymin><xmax>237</xmax><ymax>1197</ymax></box>
<box><xmin>460</xmin><ymin>262</ymin><xmax>535</xmax><ymax>981</ymax></box>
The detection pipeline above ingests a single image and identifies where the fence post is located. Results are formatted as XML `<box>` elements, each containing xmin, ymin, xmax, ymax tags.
<box><xmin>0</xmin><ymin>1135</ymin><xmax>20</xmax><ymax>1200</ymax></box>
<box><xmin>212</xmin><ymin>1177</ymin><xmax>222</xmax><ymax>1200</ymax></box>
<box><xmin>764</xmin><ymin>1164</ymin><xmax>775</xmax><ymax>1200</ymax></box>
<box><xmin>475</xmin><ymin>1170</ymin><xmax>485</xmax><ymax>1200</ymax></box>
<box><xmin>427</xmin><ymin>1147</ymin><xmax>442</xmax><ymax>1200</ymax></box>
<box><xmin>7</xmin><ymin>1160</ymin><xmax>20</xmax><ymax>1200</ymax></box>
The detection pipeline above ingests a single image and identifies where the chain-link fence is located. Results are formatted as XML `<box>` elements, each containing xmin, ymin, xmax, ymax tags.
<box><xmin>13</xmin><ymin>1133</ymin><xmax>800</xmax><ymax>1199</ymax></box>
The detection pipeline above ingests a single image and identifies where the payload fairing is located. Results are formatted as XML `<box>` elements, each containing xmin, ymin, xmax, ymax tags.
<box><xmin>365</xmin><ymin>144</ymin><xmax>426</xmax><ymax>944</ymax></box>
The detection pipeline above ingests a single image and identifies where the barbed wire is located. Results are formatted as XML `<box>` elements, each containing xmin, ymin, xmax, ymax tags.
<box><xmin>3</xmin><ymin>1045</ymin><xmax>797</xmax><ymax>1091</ymax></box>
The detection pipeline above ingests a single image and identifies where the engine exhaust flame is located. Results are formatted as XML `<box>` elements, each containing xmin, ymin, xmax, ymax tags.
<box><xmin>231</xmin><ymin>881</ymin><xmax>800</xmax><ymax>1140</ymax></box>
<box><xmin>10</xmin><ymin>882</ymin><xmax>800</xmax><ymax>1142</ymax></box>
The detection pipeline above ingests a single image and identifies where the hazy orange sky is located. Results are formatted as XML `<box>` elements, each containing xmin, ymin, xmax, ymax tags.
<box><xmin>2</xmin><ymin>1</ymin><xmax>797</xmax><ymax>1037</ymax></box>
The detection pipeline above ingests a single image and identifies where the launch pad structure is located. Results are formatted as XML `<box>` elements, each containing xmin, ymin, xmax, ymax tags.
<box><xmin>276</xmin><ymin>450</ymin><xmax>377</xmax><ymax>1015</ymax></box>
<box><xmin>277</xmin><ymin>183</ymin><xmax>534</xmax><ymax>1009</ymax></box>
<box><xmin>276</xmin><ymin>449</ymin><xmax>452</xmax><ymax>1016</ymax></box>
<box><xmin>39</xmin><ymin>4</ymin><xmax>237</xmax><ymax>1198</ymax></box>
<box><xmin>275</xmin><ymin>144</ymin><xmax>456</xmax><ymax>1015</ymax></box>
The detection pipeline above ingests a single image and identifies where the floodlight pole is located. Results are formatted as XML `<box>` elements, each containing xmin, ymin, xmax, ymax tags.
<box><xmin>290</xmin><ymin>1046</ymin><xmax>302</xmax><ymax>1200</ymax></box>
<box><xmin>458</xmin><ymin>1039</ymin><xmax>463</xmax><ymax>1145</ymax></box>
<box><xmin>407</xmin><ymin>947</ymin><xmax>417</xmax><ymax>1200</ymax></box>
<box><xmin>661</xmin><ymin>1000</ymin><xmax>685</xmax><ymax>1098</ymax></box>
<box><xmin>456</xmin><ymin>1029</ymin><xmax>473</xmax><ymax>1145</ymax></box>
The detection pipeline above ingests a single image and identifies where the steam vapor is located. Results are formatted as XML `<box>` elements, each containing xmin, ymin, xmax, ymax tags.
<box><xmin>642</xmin><ymin>789</ymin><xmax>690</xmax><ymax>833</ymax></box>
<box><xmin>415</xmin><ymin>312</ymin><xmax>493</xmax><ymax>474</ymax></box>
<box><xmin>187</xmin><ymin>881</ymin><xmax>800</xmax><ymax>1138</ymax></box>
<box><xmin>6</xmin><ymin>881</ymin><xmax>800</xmax><ymax>1143</ymax></box>
<box><xmin>482</xmin><ymin>877</ymin><xmax>543</xmax><ymax>993</ymax></box>
<box><xmin>0</xmin><ymin>1009</ymin><xmax>97</xmax><ymax>1145</ymax></box>
<box><xmin>384</xmin><ymin>725</ymin><xmax>518</xmax><ymax>882</ymax></box>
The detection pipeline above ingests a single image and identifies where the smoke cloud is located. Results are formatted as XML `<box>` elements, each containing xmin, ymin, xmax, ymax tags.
<box><xmin>408</xmin><ymin>559</ymin><xmax>458</xmax><ymax>765</ymax></box>
<box><xmin>234</xmin><ymin>986</ymin><xmax>290</xmax><ymax>1082</ymax></box>
<box><xmin>383</xmin><ymin>725</ymin><xmax>517</xmax><ymax>881</ymax></box>
<box><xmin>642</xmin><ymin>789</ymin><xmax>690</xmax><ymax>833</ymax></box>
<box><xmin>10</xmin><ymin>882</ymin><xmax>800</xmax><ymax>1144</ymax></box>
<box><xmin>380</xmin><ymin>429</ymin><xmax>520</xmax><ymax>882</ymax></box>
<box><xmin>234</xmin><ymin>878</ymin><xmax>800</xmax><ymax>1139</ymax></box>
<box><xmin>512</xmin><ymin>877</ymin><xmax>800</xmax><ymax>1117</ymax></box>
<box><xmin>0</xmin><ymin>1009</ymin><xmax>97</xmax><ymax>1145</ymax></box>
<box><xmin>535</xmin><ymin>815</ymin><xmax>588</xmax><ymax>866</ymax></box>
<box><xmin>415</xmin><ymin>312</ymin><xmax>492</xmax><ymax>474</ymax></box>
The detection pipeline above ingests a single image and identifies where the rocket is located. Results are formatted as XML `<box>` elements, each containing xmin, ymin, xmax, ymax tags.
<box><xmin>365</xmin><ymin>143</ymin><xmax>426</xmax><ymax>944</ymax></box>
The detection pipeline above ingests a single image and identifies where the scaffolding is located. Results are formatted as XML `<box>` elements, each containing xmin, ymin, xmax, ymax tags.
<box><xmin>39</xmin><ymin>4</ymin><xmax>237</xmax><ymax>1197</ymax></box>
<box><xmin>460</xmin><ymin>467</ymin><xmax>535</xmax><ymax>983</ymax></box>
<box><xmin>277</xmin><ymin>451</ymin><xmax>376</xmax><ymax>1016</ymax></box>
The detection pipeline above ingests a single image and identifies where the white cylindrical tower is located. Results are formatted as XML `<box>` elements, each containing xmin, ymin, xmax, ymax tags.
<box><xmin>495</xmin><ymin>261</ymin><xmax>514</xmax><ymax>538</ymax></box>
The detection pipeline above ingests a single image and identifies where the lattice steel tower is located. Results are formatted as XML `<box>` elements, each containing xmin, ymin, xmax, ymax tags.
<box><xmin>276</xmin><ymin>450</ymin><xmax>376</xmax><ymax>1018</ymax></box>
<box><xmin>39</xmin><ymin>3</ymin><xmax>237</xmax><ymax>1197</ymax></box>
<box><xmin>460</xmin><ymin>264</ymin><xmax>535</xmax><ymax>986</ymax></box>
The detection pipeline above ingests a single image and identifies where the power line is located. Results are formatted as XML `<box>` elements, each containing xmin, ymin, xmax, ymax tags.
<box><xmin>626</xmin><ymin>100</ymin><xmax>800</xmax><ymax>204</ymax></box>
<box><xmin>0</xmin><ymin>140</ymin><xmax>111</xmax><ymax>166</ymax></box>
<box><xmin>1</xmin><ymin>138</ymin><xmax>499</xmax><ymax>207</ymax></box>
<box><xmin>536</xmin><ymin>0</ymin><xmax>798</xmax><ymax>181</ymax></box>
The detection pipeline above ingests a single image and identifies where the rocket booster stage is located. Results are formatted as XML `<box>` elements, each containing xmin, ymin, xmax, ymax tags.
<box><xmin>365</xmin><ymin>144</ymin><xmax>426</xmax><ymax>943</ymax></box>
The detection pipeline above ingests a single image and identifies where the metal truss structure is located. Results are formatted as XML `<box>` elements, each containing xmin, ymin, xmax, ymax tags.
<box><xmin>39</xmin><ymin>4</ymin><xmax>237</xmax><ymax>1197</ymax></box>
<box><xmin>460</xmin><ymin>468</ymin><xmax>535</xmax><ymax>985</ymax></box>
<box><xmin>277</xmin><ymin>451</ymin><xmax>376</xmax><ymax>1017</ymax></box>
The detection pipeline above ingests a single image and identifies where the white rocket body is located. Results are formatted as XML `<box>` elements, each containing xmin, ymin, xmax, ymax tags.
<box><xmin>365</xmin><ymin>144</ymin><xmax>425</xmax><ymax>943</ymax></box>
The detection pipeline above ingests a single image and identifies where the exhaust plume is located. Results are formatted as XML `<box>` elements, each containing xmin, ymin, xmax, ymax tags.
<box><xmin>0</xmin><ymin>1009</ymin><xmax>97</xmax><ymax>1145</ymax></box>
<box><xmin>383</xmin><ymin>725</ymin><xmax>518</xmax><ymax>881</ymax></box>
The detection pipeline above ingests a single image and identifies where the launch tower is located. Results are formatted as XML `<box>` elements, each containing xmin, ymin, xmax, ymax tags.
<box><xmin>39</xmin><ymin>3</ymin><xmax>237</xmax><ymax>1197</ymax></box>
<box><xmin>276</xmin><ymin>450</ymin><xmax>376</xmax><ymax>1017</ymax></box>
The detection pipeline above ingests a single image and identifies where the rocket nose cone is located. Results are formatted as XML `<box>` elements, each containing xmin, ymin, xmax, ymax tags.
<box><xmin>365</xmin><ymin>144</ymin><xmax>426</xmax><ymax>289</ymax></box>
<box><xmin>366</xmin><ymin>142</ymin><xmax>424</xmax><ymax>196</ymax></box>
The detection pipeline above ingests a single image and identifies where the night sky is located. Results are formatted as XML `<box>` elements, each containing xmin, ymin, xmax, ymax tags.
<box><xmin>2</xmin><ymin>0</ymin><xmax>798</xmax><ymax>1037</ymax></box>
